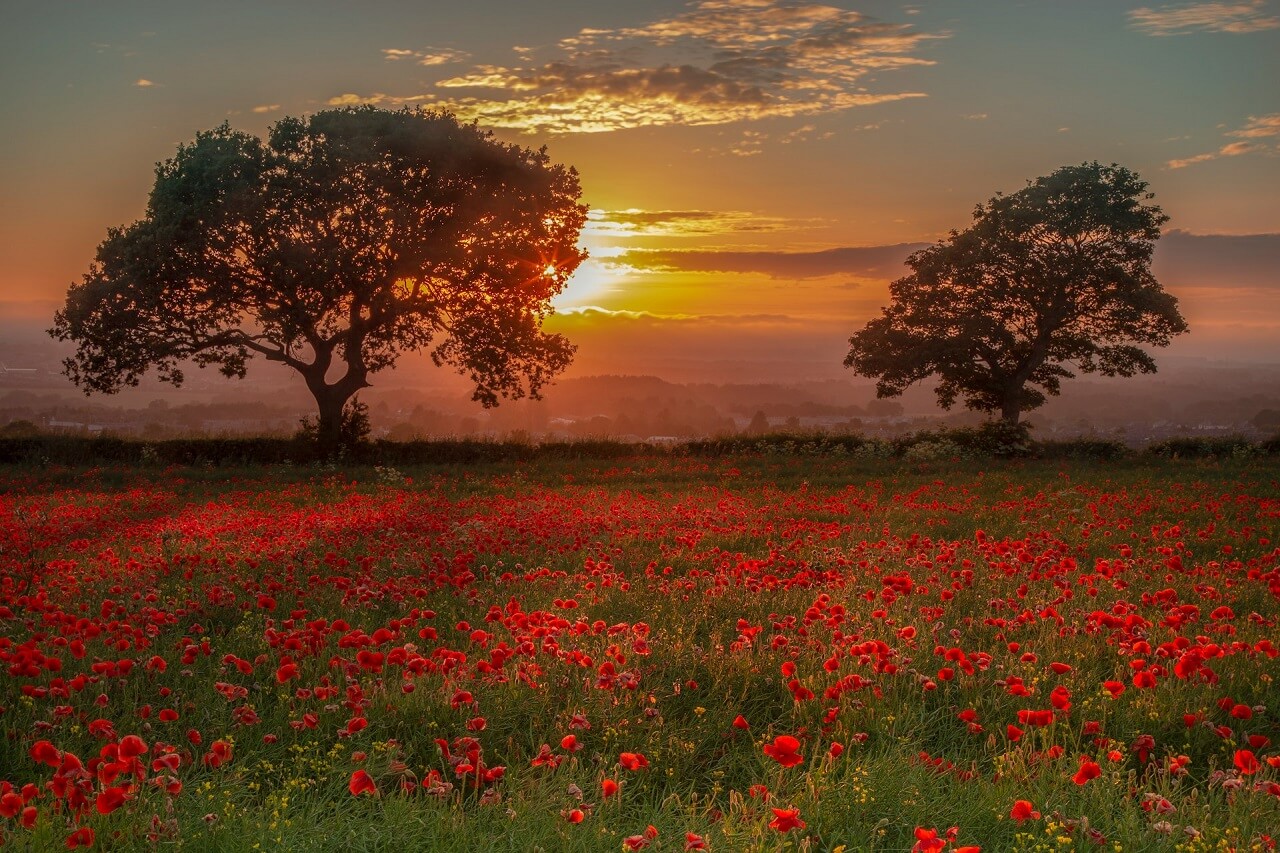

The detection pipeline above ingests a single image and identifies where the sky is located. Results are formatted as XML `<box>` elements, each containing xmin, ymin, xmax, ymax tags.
<box><xmin>2</xmin><ymin>0</ymin><xmax>1279</xmax><ymax>388</ymax></box>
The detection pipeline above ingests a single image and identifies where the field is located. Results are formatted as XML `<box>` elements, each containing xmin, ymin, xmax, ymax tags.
<box><xmin>1</xmin><ymin>455</ymin><xmax>1278</xmax><ymax>852</ymax></box>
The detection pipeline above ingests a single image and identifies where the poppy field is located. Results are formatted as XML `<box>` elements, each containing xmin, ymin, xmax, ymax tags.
<box><xmin>2</xmin><ymin>456</ymin><xmax>1278</xmax><ymax>852</ymax></box>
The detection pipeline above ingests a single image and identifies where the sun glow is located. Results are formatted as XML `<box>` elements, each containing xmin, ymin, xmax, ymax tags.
<box><xmin>553</xmin><ymin>257</ymin><xmax>629</xmax><ymax>309</ymax></box>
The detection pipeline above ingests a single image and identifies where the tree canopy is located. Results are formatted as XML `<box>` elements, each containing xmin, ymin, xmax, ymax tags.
<box><xmin>51</xmin><ymin>107</ymin><xmax>586</xmax><ymax>446</ymax></box>
<box><xmin>845</xmin><ymin>163</ymin><xmax>1188</xmax><ymax>424</ymax></box>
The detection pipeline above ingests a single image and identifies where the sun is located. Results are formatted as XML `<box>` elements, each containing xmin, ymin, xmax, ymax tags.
<box><xmin>552</xmin><ymin>257</ymin><xmax>626</xmax><ymax>309</ymax></box>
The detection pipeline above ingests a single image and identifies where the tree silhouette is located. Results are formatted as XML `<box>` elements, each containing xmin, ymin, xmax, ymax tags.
<box><xmin>845</xmin><ymin>163</ymin><xmax>1187</xmax><ymax>425</ymax></box>
<box><xmin>51</xmin><ymin>107</ymin><xmax>586</xmax><ymax>448</ymax></box>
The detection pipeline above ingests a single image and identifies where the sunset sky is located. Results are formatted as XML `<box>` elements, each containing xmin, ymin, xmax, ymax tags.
<box><xmin>3</xmin><ymin>0</ymin><xmax>1279</xmax><ymax>384</ymax></box>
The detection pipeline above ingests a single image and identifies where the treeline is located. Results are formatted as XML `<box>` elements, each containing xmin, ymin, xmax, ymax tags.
<box><xmin>2</xmin><ymin>425</ymin><xmax>1278</xmax><ymax>467</ymax></box>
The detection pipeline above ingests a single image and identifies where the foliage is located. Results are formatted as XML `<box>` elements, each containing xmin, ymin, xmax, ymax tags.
<box><xmin>1035</xmin><ymin>438</ymin><xmax>1131</xmax><ymax>461</ymax></box>
<box><xmin>1144</xmin><ymin>435</ymin><xmax>1258</xmax><ymax>460</ymax></box>
<box><xmin>50</xmin><ymin>107</ymin><xmax>586</xmax><ymax>447</ymax></box>
<box><xmin>846</xmin><ymin>163</ymin><xmax>1188</xmax><ymax>424</ymax></box>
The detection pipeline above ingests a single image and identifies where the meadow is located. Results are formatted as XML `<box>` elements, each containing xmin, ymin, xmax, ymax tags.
<box><xmin>1</xmin><ymin>454</ymin><xmax>1277</xmax><ymax>851</ymax></box>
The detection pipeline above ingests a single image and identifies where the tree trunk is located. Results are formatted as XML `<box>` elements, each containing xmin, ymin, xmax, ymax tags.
<box><xmin>312</xmin><ymin>386</ymin><xmax>349</xmax><ymax>455</ymax></box>
<box><xmin>1000</xmin><ymin>395</ymin><xmax>1022</xmax><ymax>425</ymax></box>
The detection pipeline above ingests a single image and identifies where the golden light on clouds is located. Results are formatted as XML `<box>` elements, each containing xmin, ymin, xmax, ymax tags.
<box><xmin>1129</xmin><ymin>0</ymin><xmax>1280</xmax><ymax>35</ymax></box>
<box><xmin>1168</xmin><ymin>113</ymin><xmax>1280</xmax><ymax>169</ymax></box>
<box><xmin>583</xmin><ymin>208</ymin><xmax>815</xmax><ymax>238</ymax></box>
<box><xmin>331</xmin><ymin>0</ymin><xmax>942</xmax><ymax>134</ymax></box>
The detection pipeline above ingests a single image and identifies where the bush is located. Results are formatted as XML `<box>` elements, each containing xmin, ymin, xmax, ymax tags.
<box><xmin>1144</xmin><ymin>435</ymin><xmax>1257</xmax><ymax>460</ymax></box>
<box><xmin>1036</xmin><ymin>438</ymin><xmax>1131</xmax><ymax>461</ymax></box>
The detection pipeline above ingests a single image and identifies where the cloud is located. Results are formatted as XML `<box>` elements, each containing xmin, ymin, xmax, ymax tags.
<box><xmin>1167</xmin><ymin>113</ymin><xmax>1280</xmax><ymax>168</ymax></box>
<box><xmin>593</xmin><ymin>231</ymin><xmax>1280</xmax><ymax>289</ymax></box>
<box><xmin>584</xmin><ymin>208</ymin><xmax>818</xmax><ymax>237</ymax></box>
<box><xmin>134</xmin><ymin>78</ymin><xmax>155</xmax><ymax>87</ymax></box>
<box><xmin>327</xmin><ymin>93</ymin><xmax>389</xmax><ymax>106</ymax></box>
<box><xmin>337</xmin><ymin>0</ymin><xmax>942</xmax><ymax>134</ymax></box>
<box><xmin>251</xmin><ymin>104</ymin><xmax>281</xmax><ymax>114</ymax></box>
<box><xmin>1152</xmin><ymin>230</ymin><xmax>1280</xmax><ymax>290</ymax></box>
<box><xmin>1129</xmin><ymin>0</ymin><xmax>1280</xmax><ymax>35</ymax></box>
<box><xmin>383</xmin><ymin>46</ymin><xmax>470</xmax><ymax>66</ymax></box>
<box><xmin>611</xmin><ymin>243</ymin><xmax>928</xmax><ymax>279</ymax></box>
<box><xmin>554</xmin><ymin>306</ymin><xmax>803</xmax><ymax>325</ymax></box>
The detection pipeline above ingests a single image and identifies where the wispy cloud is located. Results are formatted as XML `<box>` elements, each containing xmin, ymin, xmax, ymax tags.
<box><xmin>610</xmin><ymin>243</ymin><xmax>928</xmax><ymax>279</ymax></box>
<box><xmin>134</xmin><ymin>78</ymin><xmax>155</xmax><ymax>87</ymax></box>
<box><xmin>383</xmin><ymin>46</ymin><xmax>470</xmax><ymax>66</ymax></box>
<box><xmin>333</xmin><ymin>0</ymin><xmax>942</xmax><ymax>134</ymax></box>
<box><xmin>584</xmin><ymin>208</ymin><xmax>818</xmax><ymax>238</ymax></box>
<box><xmin>554</xmin><ymin>306</ymin><xmax>802</xmax><ymax>325</ymax></box>
<box><xmin>1167</xmin><ymin>113</ymin><xmax>1280</xmax><ymax>168</ymax></box>
<box><xmin>251</xmin><ymin>104</ymin><xmax>281</xmax><ymax>114</ymax></box>
<box><xmin>1129</xmin><ymin>0</ymin><xmax>1280</xmax><ymax>35</ymax></box>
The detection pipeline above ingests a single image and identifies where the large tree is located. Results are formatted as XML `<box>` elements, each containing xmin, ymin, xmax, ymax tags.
<box><xmin>51</xmin><ymin>107</ymin><xmax>586</xmax><ymax>446</ymax></box>
<box><xmin>845</xmin><ymin>163</ymin><xmax>1188</xmax><ymax>424</ymax></box>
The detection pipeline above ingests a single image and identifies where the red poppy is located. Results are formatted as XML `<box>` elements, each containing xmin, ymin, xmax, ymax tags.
<box><xmin>30</xmin><ymin>740</ymin><xmax>60</xmax><ymax>767</ymax></box>
<box><xmin>602</xmin><ymin>778</ymin><xmax>620</xmax><ymax>798</ymax></box>
<box><xmin>95</xmin><ymin>786</ymin><xmax>129</xmax><ymax>815</ymax></box>
<box><xmin>566</xmin><ymin>808</ymin><xmax>585</xmax><ymax>824</ymax></box>
<box><xmin>768</xmin><ymin>807</ymin><xmax>805</xmax><ymax>832</ymax></box>
<box><xmin>348</xmin><ymin>769</ymin><xmax>377</xmax><ymax>796</ymax></box>
<box><xmin>202</xmin><ymin>740</ymin><xmax>232</xmax><ymax>769</ymax></box>
<box><xmin>560</xmin><ymin>734</ymin><xmax>582</xmax><ymax>753</ymax></box>
<box><xmin>1010</xmin><ymin>800</ymin><xmax>1041</xmax><ymax>822</ymax></box>
<box><xmin>763</xmin><ymin>735</ymin><xmax>804</xmax><ymax>768</ymax></box>
<box><xmin>1234</xmin><ymin>749</ymin><xmax>1260</xmax><ymax>775</ymax></box>
<box><xmin>732</xmin><ymin>714</ymin><xmax>750</xmax><ymax>730</ymax></box>
<box><xmin>620</xmin><ymin>752</ymin><xmax>649</xmax><ymax>771</ymax></box>
<box><xmin>1073</xmin><ymin>757</ymin><xmax>1102</xmax><ymax>785</ymax></box>
<box><xmin>685</xmin><ymin>832</ymin><xmax>708</xmax><ymax>850</ymax></box>
<box><xmin>0</xmin><ymin>793</ymin><xmax>23</xmax><ymax>818</ymax></box>
<box><xmin>65</xmin><ymin>827</ymin><xmax>95</xmax><ymax>849</ymax></box>
<box><xmin>912</xmin><ymin>827</ymin><xmax>946</xmax><ymax>853</ymax></box>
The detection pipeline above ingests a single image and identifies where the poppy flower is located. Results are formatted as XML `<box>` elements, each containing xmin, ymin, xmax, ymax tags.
<box><xmin>1234</xmin><ymin>749</ymin><xmax>1260</xmax><ymax>775</ymax></box>
<box><xmin>684</xmin><ymin>832</ymin><xmax>708</xmax><ymax>850</ymax></box>
<box><xmin>348</xmin><ymin>769</ymin><xmax>377</xmax><ymax>796</ymax></box>
<box><xmin>619</xmin><ymin>752</ymin><xmax>649</xmax><ymax>771</ymax></box>
<box><xmin>202</xmin><ymin>740</ymin><xmax>232</xmax><ymax>769</ymax></box>
<box><xmin>732</xmin><ymin>714</ymin><xmax>750</xmax><ymax>730</ymax></box>
<box><xmin>1010</xmin><ymin>800</ymin><xmax>1041</xmax><ymax>822</ymax></box>
<box><xmin>65</xmin><ymin>827</ymin><xmax>95</xmax><ymax>849</ymax></box>
<box><xmin>95</xmin><ymin>786</ymin><xmax>129</xmax><ymax>815</ymax></box>
<box><xmin>1073</xmin><ymin>757</ymin><xmax>1102</xmax><ymax>785</ymax></box>
<box><xmin>623</xmin><ymin>836</ymin><xmax>650</xmax><ymax>851</ymax></box>
<box><xmin>912</xmin><ymin>827</ymin><xmax>946</xmax><ymax>853</ymax></box>
<box><xmin>566</xmin><ymin>808</ymin><xmax>585</xmax><ymax>824</ymax></box>
<box><xmin>762</xmin><ymin>735</ymin><xmax>804</xmax><ymax>768</ymax></box>
<box><xmin>0</xmin><ymin>793</ymin><xmax>23</xmax><ymax>818</ymax></box>
<box><xmin>560</xmin><ymin>734</ymin><xmax>582</xmax><ymax>753</ymax></box>
<box><xmin>30</xmin><ymin>740</ymin><xmax>60</xmax><ymax>767</ymax></box>
<box><xmin>768</xmin><ymin>807</ymin><xmax>805</xmax><ymax>832</ymax></box>
<box><xmin>118</xmin><ymin>735</ymin><xmax>148</xmax><ymax>759</ymax></box>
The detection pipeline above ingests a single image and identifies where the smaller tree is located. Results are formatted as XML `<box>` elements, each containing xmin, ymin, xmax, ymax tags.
<box><xmin>845</xmin><ymin>163</ymin><xmax>1188</xmax><ymax>424</ymax></box>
